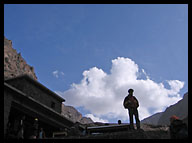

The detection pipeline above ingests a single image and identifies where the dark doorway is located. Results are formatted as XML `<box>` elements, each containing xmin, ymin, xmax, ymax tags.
<box><xmin>6</xmin><ymin>103</ymin><xmax>60</xmax><ymax>139</ymax></box>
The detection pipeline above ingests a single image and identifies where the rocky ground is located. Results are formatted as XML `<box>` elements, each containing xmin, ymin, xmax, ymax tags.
<box><xmin>57</xmin><ymin>123</ymin><xmax>170</xmax><ymax>139</ymax></box>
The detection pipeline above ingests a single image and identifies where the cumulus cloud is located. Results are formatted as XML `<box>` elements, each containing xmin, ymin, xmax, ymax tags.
<box><xmin>56</xmin><ymin>57</ymin><xmax>184</xmax><ymax>122</ymax></box>
<box><xmin>52</xmin><ymin>70</ymin><xmax>64</xmax><ymax>78</ymax></box>
<box><xmin>141</xmin><ymin>69</ymin><xmax>150</xmax><ymax>79</ymax></box>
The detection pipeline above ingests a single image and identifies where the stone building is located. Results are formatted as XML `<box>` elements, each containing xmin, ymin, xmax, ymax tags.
<box><xmin>4</xmin><ymin>74</ymin><xmax>75</xmax><ymax>139</ymax></box>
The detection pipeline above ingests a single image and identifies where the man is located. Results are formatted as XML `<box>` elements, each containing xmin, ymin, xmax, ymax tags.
<box><xmin>123</xmin><ymin>89</ymin><xmax>140</xmax><ymax>130</ymax></box>
<box><xmin>17</xmin><ymin>116</ymin><xmax>25</xmax><ymax>139</ymax></box>
<box><xmin>30</xmin><ymin>118</ymin><xmax>39</xmax><ymax>139</ymax></box>
<box><xmin>39</xmin><ymin>128</ymin><xmax>45</xmax><ymax>139</ymax></box>
<box><xmin>169</xmin><ymin>115</ymin><xmax>188</xmax><ymax>139</ymax></box>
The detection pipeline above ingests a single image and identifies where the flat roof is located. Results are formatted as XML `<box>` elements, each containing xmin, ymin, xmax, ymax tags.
<box><xmin>88</xmin><ymin>123</ymin><xmax>129</xmax><ymax>130</ymax></box>
<box><xmin>87</xmin><ymin>124</ymin><xmax>130</xmax><ymax>133</ymax></box>
<box><xmin>5</xmin><ymin>74</ymin><xmax>65</xmax><ymax>102</ymax></box>
<box><xmin>4</xmin><ymin>82</ymin><xmax>74</xmax><ymax>128</ymax></box>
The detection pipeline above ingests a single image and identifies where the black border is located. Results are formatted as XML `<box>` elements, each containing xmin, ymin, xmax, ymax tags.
<box><xmin>3</xmin><ymin>0</ymin><xmax>190</xmax><ymax>142</ymax></box>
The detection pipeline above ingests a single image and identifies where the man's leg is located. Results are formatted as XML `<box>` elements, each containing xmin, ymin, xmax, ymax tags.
<box><xmin>128</xmin><ymin>109</ymin><xmax>134</xmax><ymax>130</ymax></box>
<box><xmin>134</xmin><ymin>109</ymin><xmax>140</xmax><ymax>129</ymax></box>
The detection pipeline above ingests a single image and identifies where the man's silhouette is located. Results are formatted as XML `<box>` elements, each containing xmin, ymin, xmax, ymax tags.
<box><xmin>123</xmin><ymin>89</ymin><xmax>140</xmax><ymax>130</ymax></box>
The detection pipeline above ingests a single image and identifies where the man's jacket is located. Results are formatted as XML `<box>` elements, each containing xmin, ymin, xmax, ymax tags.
<box><xmin>123</xmin><ymin>95</ymin><xmax>139</xmax><ymax>109</ymax></box>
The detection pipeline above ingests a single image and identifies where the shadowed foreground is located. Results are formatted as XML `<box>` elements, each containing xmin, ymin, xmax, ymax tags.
<box><xmin>56</xmin><ymin>124</ymin><xmax>170</xmax><ymax>139</ymax></box>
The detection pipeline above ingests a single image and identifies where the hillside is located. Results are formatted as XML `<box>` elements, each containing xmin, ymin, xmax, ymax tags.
<box><xmin>61</xmin><ymin>104</ymin><xmax>94</xmax><ymax>124</ymax></box>
<box><xmin>158</xmin><ymin>92</ymin><xmax>188</xmax><ymax>125</ymax></box>
<box><xmin>141</xmin><ymin>92</ymin><xmax>188</xmax><ymax>126</ymax></box>
<box><xmin>141</xmin><ymin>112</ymin><xmax>163</xmax><ymax>125</ymax></box>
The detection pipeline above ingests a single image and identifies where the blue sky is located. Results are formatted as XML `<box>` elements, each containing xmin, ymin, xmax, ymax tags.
<box><xmin>4</xmin><ymin>4</ymin><xmax>188</xmax><ymax>123</ymax></box>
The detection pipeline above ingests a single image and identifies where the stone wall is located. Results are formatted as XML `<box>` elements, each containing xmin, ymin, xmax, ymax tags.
<box><xmin>6</xmin><ymin>78</ymin><xmax>62</xmax><ymax>114</ymax></box>
<box><xmin>4</xmin><ymin>87</ymin><xmax>13</xmax><ymax>136</ymax></box>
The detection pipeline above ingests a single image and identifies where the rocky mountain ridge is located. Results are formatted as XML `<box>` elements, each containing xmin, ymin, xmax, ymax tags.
<box><xmin>61</xmin><ymin>104</ymin><xmax>93</xmax><ymax>124</ymax></box>
<box><xmin>4</xmin><ymin>36</ymin><xmax>37</xmax><ymax>80</ymax></box>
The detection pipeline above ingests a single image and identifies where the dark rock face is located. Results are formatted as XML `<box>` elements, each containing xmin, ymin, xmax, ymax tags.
<box><xmin>79</xmin><ymin>117</ymin><xmax>94</xmax><ymax>124</ymax></box>
<box><xmin>61</xmin><ymin>104</ymin><xmax>82</xmax><ymax>122</ymax></box>
<box><xmin>61</xmin><ymin>104</ymin><xmax>94</xmax><ymax>124</ymax></box>
<box><xmin>4</xmin><ymin>36</ymin><xmax>37</xmax><ymax>80</ymax></box>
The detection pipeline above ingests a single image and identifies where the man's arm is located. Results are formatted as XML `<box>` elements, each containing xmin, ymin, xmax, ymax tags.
<box><xmin>123</xmin><ymin>96</ymin><xmax>129</xmax><ymax>108</ymax></box>
<box><xmin>134</xmin><ymin>96</ymin><xmax>139</xmax><ymax>107</ymax></box>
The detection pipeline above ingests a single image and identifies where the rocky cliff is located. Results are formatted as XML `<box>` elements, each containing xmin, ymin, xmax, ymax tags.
<box><xmin>4</xmin><ymin>37</ymin><xmax>37</xmax><ymax>80</ymax></box>
<box><xmin>61</xmin><ymin>104</ymin><xmax>94</xmax><ymax>124</ymax></box>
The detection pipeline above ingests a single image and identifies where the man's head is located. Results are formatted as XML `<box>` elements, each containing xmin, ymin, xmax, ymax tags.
<box><xmin>128</xmin><ymin>89</ymin><xmax>134</xmax><ymax>95</ymax></box>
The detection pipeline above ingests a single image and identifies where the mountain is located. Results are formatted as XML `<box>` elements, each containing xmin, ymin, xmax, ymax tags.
<box><xmin>61</xmin><ymin>104</ymin><xmax>94</xmax><ymax>124</ymax></box>
<box><xmin>141</xmin><ymin>112</ymin><xmax>163</xmax><ymax>125</ymax></box>
<box><xmin>4</xmin><ymin>37</ymin><xmax>37</xmax><ymax>80</ymax></box>
<box><xmin>141</xmin><ymin>92</ymin><xmax>188</xmax><ymax>126</ymax></box>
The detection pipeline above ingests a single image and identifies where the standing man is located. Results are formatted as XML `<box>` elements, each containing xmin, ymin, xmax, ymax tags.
<box><xmin>17</xmin><ymin>116</ymin><xmax>25</xmax><ymax>139</ymax></box>
<box><xmin>39</xmin><ymin>128</ymin><xmax>46</xmax><ymax>139</ymax></box>
<box><xmin>30</xmin><ymin>118</ymin><xmax>39</xmax><ymax>139</ymax></box>
<box><xmin>123</xmin><ymin>88</ymin><xmax>140</xmax><ymax>130</ymax></box>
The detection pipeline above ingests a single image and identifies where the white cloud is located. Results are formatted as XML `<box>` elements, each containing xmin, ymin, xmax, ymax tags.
<box><xmin>141</xmin><ymin>69</ymin><xmax>150</xmax><ymax>79</ymax></box>
<box><xmin>52</xmin><ymin>70</ymin><xmax>65</xmax><ymax>78</ymax></box>
<box><xmin>56</xmin><ymin>57</ymin><xmax>184</xmax><ymax>123</ymax></box>
<box><xmin>60</xmin><ymin>72</ymin><xmax>65</xmax><ymax>76</ymax></box>
<box><xmin>53</xmin><ymin>70</ymin><xmax>59</xmax><ymax>78</ymax></box>
<box><xmin>167</xmin><ymin>80</ymin><xmax>185</xmax><ymax>95</ymax></box>
<box><xmin>85</xmin><ymin>114</ymin><xmax>109</xmax><ymax>123</ymax></box>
